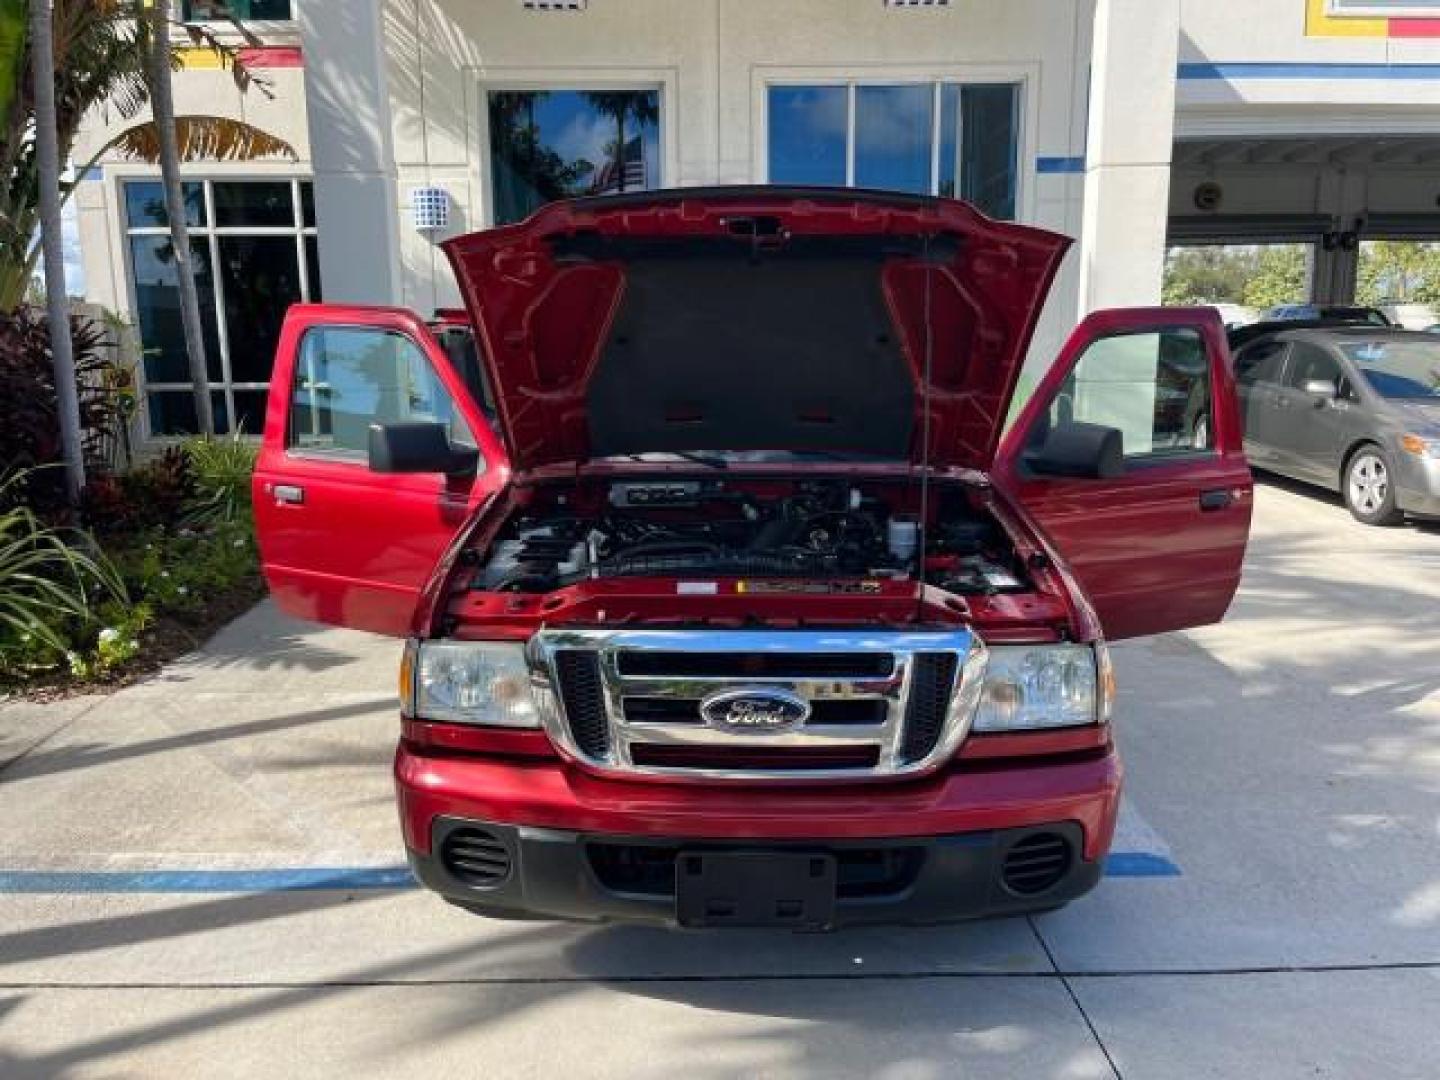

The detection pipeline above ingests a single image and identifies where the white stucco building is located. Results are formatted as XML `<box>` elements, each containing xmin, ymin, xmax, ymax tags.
<box><xmin>74</xmin><ymin>0</ymin><xmax>1440</xmax><ymax>439</ymax></box>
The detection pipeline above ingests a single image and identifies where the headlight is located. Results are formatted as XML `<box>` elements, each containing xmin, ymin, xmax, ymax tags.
<box><xmin>972</xmin><ymin>644</ymin><xmax>1106</xmax><ymax>733</ymax></box>
<box><xmin>1400</xmin><ymin>434</ymin><xmax>1440</xmax><ymax>459</ymax></box>
<box><xmin>402</xmin><ymin>640</ymin><xmax>540</xmax><ymax>728</ymax></box>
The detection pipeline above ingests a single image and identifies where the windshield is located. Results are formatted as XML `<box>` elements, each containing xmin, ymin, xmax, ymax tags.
<box><xmin>1339</xmin><ymin>340</ymin><xmax>1440</xmax><ymax>400</ymax></box>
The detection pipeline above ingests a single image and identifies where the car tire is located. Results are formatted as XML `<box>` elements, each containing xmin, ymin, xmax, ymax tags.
<box><xmin>1344</xmin><ymin>446</ymin><xmax>1404</xmax><ymax>526</ymax></box>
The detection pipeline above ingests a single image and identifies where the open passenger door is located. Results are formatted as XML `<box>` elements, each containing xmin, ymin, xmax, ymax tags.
<box><xmin>253</xmin><ymin>305</ymin><xmax>509</xmax><ymax>635</ymax></box>
<box><xmin>994</xmin><ymin>308</ymin><xmax>1252</xmax><ymax>641</ymax></box>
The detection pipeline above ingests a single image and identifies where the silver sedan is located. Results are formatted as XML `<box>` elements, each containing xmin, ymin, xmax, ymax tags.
<box><xmin>1233</xmin><ymin>327</ymin><xmax>1440</xmax><ymax>526</ymax></box>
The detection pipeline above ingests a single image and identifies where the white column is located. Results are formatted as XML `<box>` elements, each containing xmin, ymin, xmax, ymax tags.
<box><xmin>299</xmin><ymin>0</ymin><xmax>403</xmax><ymax>305</ymax></box>
<box><xmin>1078</xmin><ymin>0</ymin><xmax>1181</xmax><ymax>313</ymax></box>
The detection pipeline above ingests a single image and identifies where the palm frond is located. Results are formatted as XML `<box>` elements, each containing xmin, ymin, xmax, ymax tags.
<box><xmin>104</xmin><ymin>115</ymin><xmax>298</xmax><ymax>163</ymax></box>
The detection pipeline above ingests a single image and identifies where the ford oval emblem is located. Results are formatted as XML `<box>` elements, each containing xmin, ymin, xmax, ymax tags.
<box><xmin>700</xmin><ymin>688</ymin><xmax>811</xmax><ymax>735</ymax></box>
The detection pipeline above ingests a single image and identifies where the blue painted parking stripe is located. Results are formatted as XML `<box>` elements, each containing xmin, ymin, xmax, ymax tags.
<box><xmin>0</xmin><ymin>867</ymin><xmax>418</xmax><ymax>894</ymax></box>
<box><xmin>1103</xmin><ymin>852</ymin><xmax>1182</xmax><ymax>878</ymax></box>
<box><xmin>0</xmin><ymin>854</ymin><xmax>1178</xmax><ymax>893</ymax></box>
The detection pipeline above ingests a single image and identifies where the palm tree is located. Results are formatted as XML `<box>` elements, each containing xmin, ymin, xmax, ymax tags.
<box><xmin>582</xmin><ymin>91</ymin><xmax>658</xmax><ymax>193</ymax></box>
<box><xmin>28</xmin><ymin>0</ymin><xmax>83</xmax><ymax>502</ymax></box>
<box><xmin>144</xmin><ymin>0</ymin><xmax>211</xmax><ymax>434</ymax></box>
<box><xmin>2</xmin><ymin>0</ymin><xmax>296</xmax><ymax>462</ymax></box>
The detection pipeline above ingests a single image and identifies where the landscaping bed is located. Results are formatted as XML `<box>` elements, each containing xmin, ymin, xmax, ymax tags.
<box><xmin>1</xmin><ymin>437</ymin><xmax>264</xmax><ymax>700</ymax></box>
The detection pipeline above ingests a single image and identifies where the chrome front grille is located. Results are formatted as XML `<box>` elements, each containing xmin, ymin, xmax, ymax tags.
<box><xmin>529</xmin><ymin>630</ymin><xmax>986</xmax><ymax>781</ymax></box>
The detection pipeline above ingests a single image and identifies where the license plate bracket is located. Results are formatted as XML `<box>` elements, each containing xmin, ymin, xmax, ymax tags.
<box><xmin>675</xmin><ymin>850</ymin><xmax>837</xmax><ymax>929</ymax></box>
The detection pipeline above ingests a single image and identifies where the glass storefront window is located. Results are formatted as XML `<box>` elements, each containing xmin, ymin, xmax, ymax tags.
<box><xmin>765</xmin><ymin>81</ymin><xmax>1023</xmax><ymax>219</ymax></box>
<box><xmin>124</xmin><ymin>181</ymin><xmax>206</xmax><ymax>229</ymax></box>
<box><xmin>487</xmin><ymin>89</ymin><xmax>661</xmax><ymax>225</ymax></box>
<box><xmin>214</xmin><ymin>181</ymin><xmax>295</xmax><ymax>227</ymax></box>
<box><xmin>854</xmin><ymin>85</ymin><xmax>933</xmax><ymax>195</ymax></box>
<box><xmin>939</xmin><ymin>84</ymin><xmax>1018</xmax><ymax>219</ymax></box>
<box><xmin>768</xmin><ymin>86</ymin><xmax>847</xmax><ymax>187</ymax></box>
<box><xmin>124</xmin><ymin>178</ymin><xmax>320</xmax><ymax>436</ymax></box>
<box><xmin>182</xmin><ymin>1</ymin><xmax>294</xmax><ymax>19</ymax></box>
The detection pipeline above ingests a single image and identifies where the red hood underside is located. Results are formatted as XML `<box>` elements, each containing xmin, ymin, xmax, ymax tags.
<box><xmin>444</xmin><ymin>187</ymin><xmax>1071</xmax><ymax>473</ymax></box>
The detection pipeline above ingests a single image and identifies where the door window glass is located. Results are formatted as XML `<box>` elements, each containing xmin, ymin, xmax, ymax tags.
<box><xmin>1040</xmin><ymin>329</ymin><xmax>1213</xmax><ymax>459</ymax></box>
<box><xmin>290</xmin><ymin>328</ymin><xmax>474</xmax><ymax>457</ymax></box>
<box><xmin>487</xmin><ymin>89</ymin><xmax>661</xmax><ymax>225</ymax></box>
<box><xmin>1234</xmin><ymin>340</ymin><xmax>1288</xmax><ymax>387</ymax></box>
<box><xmin>1284</xmin><ymin>342</ymin><xmax>1342</xmax><ymax>391</ymax></box>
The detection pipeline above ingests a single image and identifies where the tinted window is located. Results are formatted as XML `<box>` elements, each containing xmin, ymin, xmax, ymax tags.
<box><xmin>1041</xmin><ymin>329</ymin><xmax>1213</xmax><ymax>458</ymax></box>
<box><xmin>128</xmin><ymin>235</ymin><xmax>223</xmax><ymax>386</ymax></box>
<box><xmin>183</xmin><ymin>1</ymin><xmax>292</xmax><ymax>19</ymax></box>
<box><xmin>1234</xmin><ymin>340</ymin><xmax>1287</xmax><ymax>388</ymax></box>
<box><xmin>218</xmin><ymin>236</ymin><xmax>304</xmax><ymax>385</ymax></box>
<box><xmin>1284</xmin><ymin>343</ymin><xmax>1342</xmax><ymax>391</ymax></box>
<box><xmin>939</xmin><ymin>84</ymin><xmax>1019</xmax><ymax>219</ymax></box>
<box><xmin>214</xmin><ymin>181</ymin><xmax>295</xmax><ymax>227</ymax></box>
<box><xmin>488</xmin><ymin>89</ymin><xmax>661</xmax><ymax>225</ymax></box>
<box><xmin>125</xmin><ymin>181</ymin><xmax>206</xmax><ymax>229</ymax></box>
<box><xmin>290</xmin><ymin>328</ymin><xmax>474</xmax><ymax>457</ymax></box>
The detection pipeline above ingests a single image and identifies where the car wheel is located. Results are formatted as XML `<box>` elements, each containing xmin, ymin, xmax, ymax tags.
<box><xmin>1344</xmin><ymin>446</ymin><xmax>1403</xmax><ymax>526</ymax></box>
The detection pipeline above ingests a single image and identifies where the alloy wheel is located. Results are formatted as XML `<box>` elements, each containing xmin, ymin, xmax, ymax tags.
<box><xmin>1348</xmin><ymin>453</ymin><xmax>1389</xmax><ymax>516</ymax></box>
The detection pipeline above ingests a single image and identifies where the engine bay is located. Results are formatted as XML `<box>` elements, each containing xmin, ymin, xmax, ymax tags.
<box><xmin>473</xmin><ymin>477</ymin><xmax>1029</xmax><ymax>598</ymax></box>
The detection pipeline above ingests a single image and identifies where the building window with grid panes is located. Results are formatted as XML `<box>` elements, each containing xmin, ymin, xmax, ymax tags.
<box><xmin>123</xmin><ymin>178</ymin><xmax>320</xmax><ymax>436</ymax></box>
<box><xmin>767</xmin><ymin>82</ymin><xmax>1021</xmax><ymax>220</ymax></box>
<box><xmin>181</xmin><ymin>1</ymin><xmax>294</xmax><ymax>19</ymax></box>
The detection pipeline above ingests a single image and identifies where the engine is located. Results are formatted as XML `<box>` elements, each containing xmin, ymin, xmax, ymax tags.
<box><xmin>474</xmin><ymin>478</ymin><xmax>1026</xmax><ymax>597</ymax></box>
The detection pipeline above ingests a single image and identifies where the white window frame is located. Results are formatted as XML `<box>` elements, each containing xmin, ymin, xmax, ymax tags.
<box><xmin>113</xmin><ymin>171</ymin><xmax>318</xmax><ymax>440</ymax></box>
<box><xmin>1325</xmin><ymin>1</ymin><xmax>1440</xmax><ymax>16</ymax></box>
<box><xmin>471</xmin><ymin>68</ymin><xmax>678</xmax><ymax>228</ymax></box>
<box><xmin>754</xmin><ymin>65</ymin><xmax>1037</xmax><ymax>223</ymax></box>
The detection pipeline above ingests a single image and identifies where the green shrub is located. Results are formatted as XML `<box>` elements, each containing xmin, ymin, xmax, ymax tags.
<box><xmin>184</xmin><ymin>432</ymin><xmax>258</xmax><ymax>525</ymax></box>
<box><xmin>0</xmin><ymin>471</ymin><xmax>130</xmax><ymax>678</ymax></box>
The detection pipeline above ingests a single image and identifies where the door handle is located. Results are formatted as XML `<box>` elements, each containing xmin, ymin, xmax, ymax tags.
<box><xmin>1199</xmin><ymin>488</ymin><xmax>1233</xmax><ymax>512</ymax></box>
<box><xmin>272</xmin><ymin>484</ymin><xmax>305</xmax><ymax>506</ymax></box>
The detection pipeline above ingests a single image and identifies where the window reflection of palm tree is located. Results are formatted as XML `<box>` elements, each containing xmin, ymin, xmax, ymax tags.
<box><xmin>582</xmin><ymin>91</ymin><xmax>658</xmax><ymax>193</ymax></box>
<box><xmin>489</xmin><ymin>92</ymin><xmax>594</xmax><ymax>215</ymax></box>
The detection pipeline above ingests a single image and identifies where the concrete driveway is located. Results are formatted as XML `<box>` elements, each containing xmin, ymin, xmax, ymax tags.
<box><xmin>2</xmin><ymin>478</ymin><xmax>1438</xmax><ymax>1079</ymax></box>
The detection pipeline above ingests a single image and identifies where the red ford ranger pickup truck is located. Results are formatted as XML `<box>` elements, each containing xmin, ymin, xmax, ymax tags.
<box><xmin>253</xmin><ymin>187</ymin><xmax>1251</xmax><ymax>929</ymax></box>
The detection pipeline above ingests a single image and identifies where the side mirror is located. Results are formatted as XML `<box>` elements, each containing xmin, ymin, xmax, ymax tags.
<box><xmin>1302</xmin><ymin>379</ymin><xmax>1338</xmax><ymax>403</ymax></box>
<box><xmin>367</xmin><ymin>421</ymin><xmax>479</xmax><ymax>477</ymax></box>
<box><xmin>1026</xmin><ymin>421</ymin><xmax>1125</xmax><ymax>480</ymax></box>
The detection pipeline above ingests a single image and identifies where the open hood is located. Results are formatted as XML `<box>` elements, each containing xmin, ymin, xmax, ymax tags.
<box><xmin>444</xmin><ymin>188</ymin><xmax>1070</xmax><ymax>472</ymax></box>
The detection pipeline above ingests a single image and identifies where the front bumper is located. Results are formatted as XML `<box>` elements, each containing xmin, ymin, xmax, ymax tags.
<box><xmin>410</xmin><ymin>818</ymin><xmax>1103</xmax><ymax>927</ymax></box>
<box><xmin>395</xmin><ymin>741</ymin><xmax>1121</xmax><ymax>927</ymax></box>
<box><xmin>1395</xmin><ymin>451</ymin><xmax>1440</xmax><ymax>518</ymax></box>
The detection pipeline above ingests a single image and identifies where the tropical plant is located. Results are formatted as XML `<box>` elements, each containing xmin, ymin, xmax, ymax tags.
<box><xmin>183</xmin><ymin>430</ymin><xmax>257</xmax><ymax>525</ymax></box>
<box><xmin>0</xmin><ymin>469</ymin><xmax>127</xmax><ymax>667</ymax></box>
<box><xmin>1</xmin><ymin>1</ymin><xmax>297</xmax><ymax>315</ymax></box>
<box><xmin>0</xmin><ymin>305</ymin><xmax>132</xmax><ymax>514</ymax></box>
